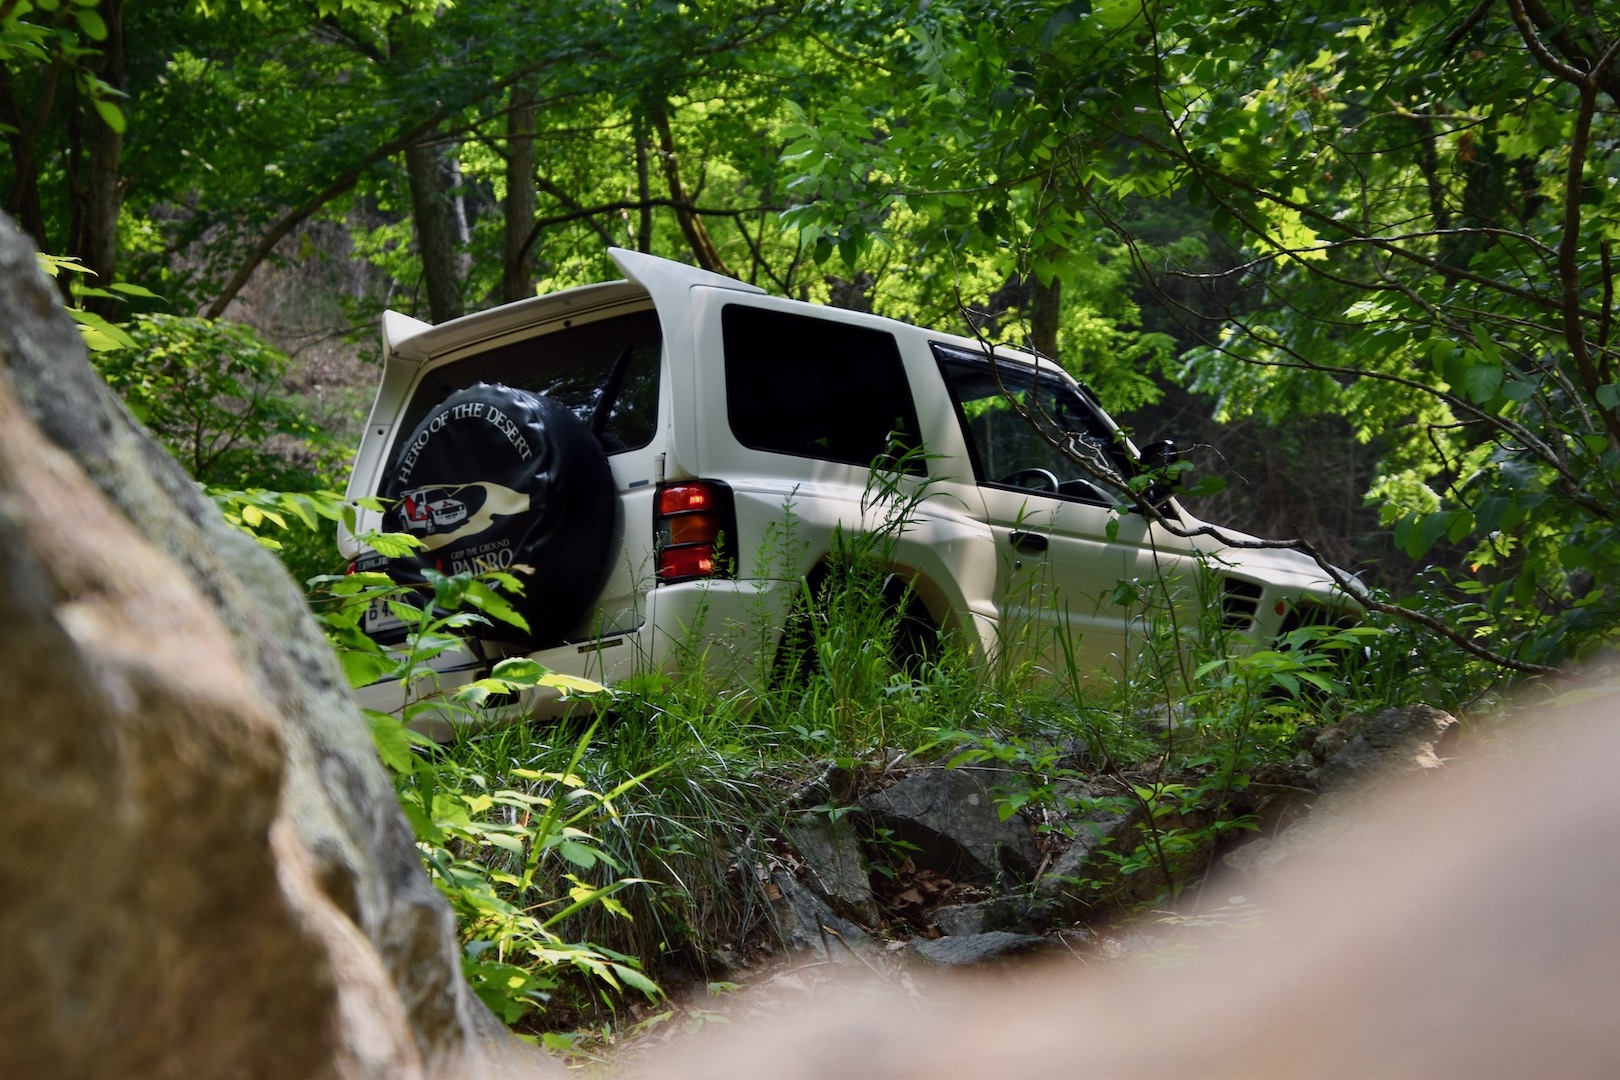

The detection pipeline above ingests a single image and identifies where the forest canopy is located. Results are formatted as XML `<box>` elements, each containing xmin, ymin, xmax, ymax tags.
<box><xmin>3</xmin><ymin>0</ymin><xmax>1616</xmax><ymax>669</ymax></box>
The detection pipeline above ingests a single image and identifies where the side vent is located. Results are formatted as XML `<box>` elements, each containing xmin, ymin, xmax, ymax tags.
<box><xmin>1220</xmin><ymin>577</ymin><xmax>1263</xmax><ymax>630</ymax></box>
<box><xmin>1278</xmin><ymin>600</ymin><xmax>1358</xmax><ymax>638</ymax></box>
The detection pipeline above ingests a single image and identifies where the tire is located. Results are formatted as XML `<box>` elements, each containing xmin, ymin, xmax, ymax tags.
<box><xmin>882</xmin><ymin>573</ymin><xmax>940</xmax><ymax>678</ymax></box>
<box><xmin>771</xmin><ymin>564</ymin><xmax>939</xmax><ymax>686</ymax></box>
<box><xmin>380</xmin><ymin>382</ymin><xmax>616</xmax><ymax>648</ymax></box>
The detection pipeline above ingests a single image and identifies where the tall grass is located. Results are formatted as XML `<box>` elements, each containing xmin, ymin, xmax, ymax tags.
<box><xmin>301</xmin><ymin>474</ymin><xmax>1499</xmax><ymax>1037</ymax></box>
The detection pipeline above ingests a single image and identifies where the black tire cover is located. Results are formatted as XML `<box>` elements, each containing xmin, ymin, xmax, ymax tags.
<box><xmin>380</xmin><ymin>382</ymin><xmax>616</xmax><ymax>648</ymax></box>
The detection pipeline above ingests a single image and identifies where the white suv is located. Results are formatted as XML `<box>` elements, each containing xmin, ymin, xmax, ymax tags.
<box><xmin>340</xmin><ymin>249</ymin><xmax>1349</xmax><ymax>717</ymax></box>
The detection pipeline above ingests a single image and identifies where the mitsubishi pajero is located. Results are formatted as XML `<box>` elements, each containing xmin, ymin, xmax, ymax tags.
<box><xmin>339</xmin><ymin>249</ymin><xmax>1350</xmax><ymax>718</ymax></box>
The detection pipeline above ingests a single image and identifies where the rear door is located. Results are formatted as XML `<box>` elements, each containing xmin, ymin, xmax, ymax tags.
<box><xmin>356</xmin><ymin>302</ymin><xmax>666</xmax><ymax>640</ymax></box>
<box><xmin>685</xmin><ymin>292</ymin><xmax>997</xmax><ymax>632</ymax></box>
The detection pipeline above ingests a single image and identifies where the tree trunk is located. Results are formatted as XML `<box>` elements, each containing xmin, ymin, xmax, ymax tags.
<box><xmin>405</xmin><ymin>134</ymin><xmax>465</xmax><ymax>323</ymax></box>
<box><xmin>635</xmin><ymin>118</ymin><xmax>653</xmax><ymax>253</ymax></box>
<box><xmin>502</xmin><ymin>85</ymin><xmax>537</xmax><ymax>303</ymax></box>
<box><xmin>0</xmin><ymin>57</ymin><xmax>62</xmax><ymax>290</ymax></box>
<box><xmin>648</xmin><ymin>101</ymin><xmax>733</xmax><ymax>277</ymax></box>
<box><xmin>1030</xmin><ymin>273</ymin><xmax>1061</xmax><ymax>361</ymax></box>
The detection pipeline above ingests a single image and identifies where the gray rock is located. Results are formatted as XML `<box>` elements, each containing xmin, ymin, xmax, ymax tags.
<box><xmin>787</xmin><ymin>811</ymin><xmax>877</xmax><ymax>925</ymax></box>
<box><xmin>0</xmin><ymin>215</ymin><xmax>544</xmax><ymax>1078</ymax></box>
<box><xmin>931</xmin><ymin>897</ymin><xmax>1052</xmax><ymax>937</ymax></box>
<box><xmin>1314</xmin><ymin>705</ymin><xmax>1459</xmax><ymax>789</ymax></box>
<box><xmin>861</xmin><ymin>768</ymin><xmax>1040</xmax><ymax>884</ymax></box>
<box><xmin>1035</xmin><ymin>781</ymin><xmax>1144</xmax><ymax>916</ymax></box>
<box><xmin>912</xmin><ymin>931</ymin><xmax>1051</xmax><ymax>967</ymax></box>
<box><xmin>932</xmin><ymin>903</ymin><xmax>993</xmax><ymax>937</ymax></box>
<box><xmin>770</xmin><ymin>871</ymin><xmax>870</xmax><ymax>962</ymax></box>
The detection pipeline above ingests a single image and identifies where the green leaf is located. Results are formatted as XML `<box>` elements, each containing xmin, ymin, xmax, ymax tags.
<box><xmin>557</xmin><ymin>840</ymin><xmax>599</xmax><ymax>869</ymax></box>
<box><xmin>541</xmin><ymin>672</ymin><xmax>608</xmax><ymax>696</ymax></box>
<box><xmin>91</xmin><ymin>96</ymin><xmax>124</xmax><ymax>133</ymax></box>
<box><xmin>1462</xmin><ymin>362</ymin><xmax>1503</xmax><ymax>404</ymax></box>
<box><xmin>462</xmin><ymin>578</ymin><xmax>530</xmax><ymax>633</ymax></box>
<box><xmin>612</xmin><ymin>963</ymin><xmax>661</xmax><ymax>998</ymax></box>
<box><xmin>365</xmin><ymin>711</ymin><xmax>415</xmax><ymax>775</ymax></box>
<box><xmin>67</xmin><ymin>308</ymin><xmax>136</xmax><ymax>351</ymax></box>
<box><xmin>489</xmin><ymin>657</ymin><xmax>548</xmax><ymax>684</ymax></box>
<box><xmin>484</xmin><ymin>833</ymin><xmax>526</xmax><ymax>856</ymax></box>
<box><xmin>338</xmin><ymin>648</ymin><xmax>393</xmax><ymax>690</ymax></box>
<box><xmin>361</xmin><ymin>531</ymin><xmax>422</xmax><ymax>557</ymax></box>
<box><xmin>74</xmin><ymin>8</ymin><xmax>107</xmax><ymax>40</ymax></box>
<box><xmin>1403</xmin><ymin>511</ymin><xmax>1454</xmax><ymax>558</ymax></box>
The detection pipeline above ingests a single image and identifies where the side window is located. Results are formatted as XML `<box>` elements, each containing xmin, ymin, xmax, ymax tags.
<box><xmin>936</xmin><ymin>348</ymin><xmax>1134</xmax><ymax>504</ymax></box>
<box><xmin>395</xmin><ymin>308</ymin><xmax>662</xmax><ymax>458</ymax></box>
<box><xmin>723</xmin><ymin>304</ymin><xmax>924</xmax><ymax>472</ymax></box>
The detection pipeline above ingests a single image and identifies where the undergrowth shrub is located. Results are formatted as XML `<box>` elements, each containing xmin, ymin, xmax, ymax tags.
<box><xmin>304</xmin><ymin>533</ymin><xmax>666</xmax><ymax>1035</ymax></box>
<box><xmin>225</xmin><ymin>471</ymin><xmax>1508</xmax><ymax>1040</ymax></box>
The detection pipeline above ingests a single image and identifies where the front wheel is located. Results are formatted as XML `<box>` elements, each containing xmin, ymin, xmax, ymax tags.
<box><xmin>882</xmin><ymin>573</ymin><xmax>939</xmax><ymax>678</ymax></box>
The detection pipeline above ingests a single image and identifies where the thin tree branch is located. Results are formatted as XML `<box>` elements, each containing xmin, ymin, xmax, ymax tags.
<box><xmin>516</xmin><ymin>196</ymin><xmax>785</xmax><ymax>267</ymax></box>
<box><xmin>202</xmin><ymin>115</ymin><xmax>442</xmax><ymax>319</ymax></box>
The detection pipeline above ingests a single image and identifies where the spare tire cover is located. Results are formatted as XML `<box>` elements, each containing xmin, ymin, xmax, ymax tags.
<box><xmin>380</xmin><ymin>382</ymin><xmax>616</xmax><ymax>648</ymax></box>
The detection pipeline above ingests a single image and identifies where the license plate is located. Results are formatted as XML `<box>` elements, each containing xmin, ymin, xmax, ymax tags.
<box><xmin>363</xmin><ymin>597</ymin><xmax>409</xmax><ymax>637</ymax></box>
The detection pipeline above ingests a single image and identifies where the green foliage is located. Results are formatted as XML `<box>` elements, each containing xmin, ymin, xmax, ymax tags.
<box><xmin>86</xmin><ymin>313</ymin><xmax>352</xmax><ymax>585</ymax></box>
<box><xmin>762</xmin><ymin>442</ymin><xmax>957</xmax><ymax>752</ymax></box>
<box><xmin>95</xmin><ymin>314</ymin><xmax>337</xmax><ymax>486</ymax></box>
<box><xmin>311</xmin><ymin>562</ymin><xmax>665</xmax><ymax>1028</ymax></box>
<box><xmin>380</xmin><ymin>718</ymin><xmax>663</xmax><ymax>1028</ymax></box>
<box><xmin>772</xmin><ymin>0</ymin><xmax>1620</xmax><ymax>668</ymax></box>
<box><xmin>32</xmin><ymin>252</ymin><xmax>151</xmax><ymax>351</ymax></box>
<box><xmin>946</xmin><ymin>584</ymin><xmax>1384</xmax><ymax>905</ymax></box>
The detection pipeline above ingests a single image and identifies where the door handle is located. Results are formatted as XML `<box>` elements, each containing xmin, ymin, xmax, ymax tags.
<box><xmin>1009</xmin><ymin>531</ymin><xmax>1049</xmax><ymax>554</ymax></box>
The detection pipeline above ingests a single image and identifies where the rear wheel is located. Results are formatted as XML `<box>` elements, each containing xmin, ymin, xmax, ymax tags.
<box><xmin>882</xmin><ymin>573</ymin><xmax>940</xmax><ymax>678</ymax></box>
<box><xmin>772</xmin><ymin>564</ymin><xmax>940</xmax><ymax>686</ymax></box>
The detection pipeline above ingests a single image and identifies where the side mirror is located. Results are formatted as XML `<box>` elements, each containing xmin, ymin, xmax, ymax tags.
<box><xmin>1136</xmin><ymin>439</ymin><xmax>1182</xmax><ymax>511</ymax></box>
<box><xmin>1138</xmin><ymin>440</ymin><xmax>1182</xmax><ymax>488</ymax></box>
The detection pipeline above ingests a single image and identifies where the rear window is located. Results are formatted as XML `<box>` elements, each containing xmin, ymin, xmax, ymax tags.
<box><xmin>393</xmin><ymin>308</ymin><xmax>662</xmax><ymax>459</ymax></box>
<box><xmin>722</xmin><ymin>304</ymin><xmax>923</xmax><ymax>472</ymax></box>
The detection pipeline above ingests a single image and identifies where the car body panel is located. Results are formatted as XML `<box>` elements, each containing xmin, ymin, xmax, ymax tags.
<box><xmin>340</xmin><ymin>249</ymin><xmax>1352</xmax><ymax>727</ymax></box>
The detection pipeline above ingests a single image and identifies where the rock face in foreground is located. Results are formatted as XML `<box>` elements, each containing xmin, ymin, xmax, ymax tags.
<box><xmin>0</xmin><ymin>215</ymin><xmax>544</xmax><ymax>1078</ymax></box>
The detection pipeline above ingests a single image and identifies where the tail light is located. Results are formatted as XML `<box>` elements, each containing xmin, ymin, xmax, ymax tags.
<box><xmin>655</xmin><ymin>480</ymin><xmax>736</xmax><ymax>584</ymax></box>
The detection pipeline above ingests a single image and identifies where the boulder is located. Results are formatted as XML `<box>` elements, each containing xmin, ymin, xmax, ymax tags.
<box><xmin>769</xmin><ymin>871</ymin><xmax>870</xmax><ymax>963</ymax></box>
<box><xmin>860</xmin><ymin>768</ymin><xmax>1040</xmax><ymax>885</ymax></box>
<box><xmin>1313</xmin><ymin>704</ymin><xmax>1459</xmax><ymax>789</ymax></box>
<box><xmin>0</xmin><ymin>215</ymin><xmax>546</xmax><ymax>1078</ymax></box>
<box><xmin>911</xmin><ymin>931</ymin><xmax>1051</xmax><ymax>967</ymax></box>
<box><xmin>786</xmin><ymin>811</ymin><xmax>878</xmax><ymax>925</ymax></box>
<box><xmin>930</xmin><ymin>896</ymin><xmax>1052</xmax><ymax>937</ymax></box>
<box><xmin>1033</xmin><ymin>779</ymin><xmax>1149</xmax><ymax>916</ymax></box>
